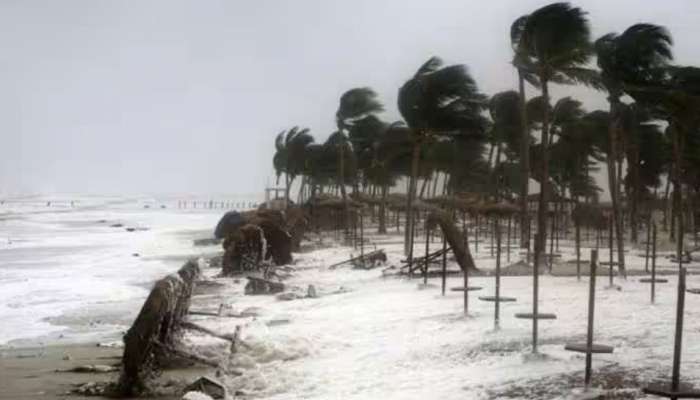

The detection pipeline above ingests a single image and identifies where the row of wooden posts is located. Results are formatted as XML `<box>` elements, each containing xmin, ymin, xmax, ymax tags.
<box><xmin>177</xmin><ymin>200</ymin><xmax>259</xmax><ymax>210</ymax></box>
<box><xmin>317</xmin><ymin>203</ymin><xmax>699</xmax><ymax>396</ymax></box>
<box><xmin>413</xmin><ymin>214</ymin><xmax>699</xmax><ymax>397</ymax></box>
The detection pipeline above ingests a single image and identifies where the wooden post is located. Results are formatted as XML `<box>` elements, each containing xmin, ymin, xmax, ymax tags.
<box><xmin>495</xmin><ymin>218</ymin><xmax>502</xmax><ymax>329</ymax></box>
<box><xmin>424</xmin><ymin>222</ymin><xmax>430</xmax><ymax>285</ymax></box>
<box><xmin>645</xmin><ymin>217</ymin><xmax>652</xmax><ymax>273</ymax></box>
<box><xmin>507</xmin><ymin>217</ymin><xmax>512</xmax><ymax>263</ymax></box>
<box><xmin>576</xmin><ymin>217</ymin><xmax>581</xmax><ymax>282</ymax></box>
<box><xmin>533</xmin><ymin>232</ymin><xmax>540</xmax><ymax>353</ymax></box>
<box><xmin>609</xmin><ymin>217</ymin><xmax>614</xmax><ymax>287</ymax></box>
<box><xmin>475</xmin><ymin>214</ymin><xmax>480</xmax><ymax>253</ymax></box>
<box><xmin>490</xmin><ymin>217</ymin><xmax>494</xmax><ymax>257</ymax></box>
<box><xmin>527</xmin><ymin>216</ymin><xmax>532</xmax><ymax>264</ymax></box>
<box><xmin>463</xmin><ymin>259</ymin><xmax>469</xmax><ymax>315</ymax></box>
<box><xmin>549</xmin><ymin>211</ymin><xmax>555</xmax><ymax>271</ymax></box>
<box><xmin>652</xmin><ymin>223</ymin><xmax>658</xmax><ymax>304</ymax></box>
<box><xmin>585</xmin><ymin>249</ymin><xmax>598</xmax><ymax>388</ymax></box>
<box><xmin>441</xmin><ymin>234</ymin><xmax>447</xmax><ymax>296</ymax></box>
<box><xmin>360</xmin><ymin>211</ymin><xmax>364</xmax><ymax>267</ymax></box>
<box><xmin>671</xmin><ymin>267</ymin><xmax>687</xmax><ymax>393</ymax></box>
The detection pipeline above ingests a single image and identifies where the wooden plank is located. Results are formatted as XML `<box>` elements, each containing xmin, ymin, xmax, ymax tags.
<box><xmin>514</xmin><ymin>313</ymin><xmax>556</xmax><ymax>320</ymax></box>
<box><xmin>564</xmin><ymin>343</ymin><xmax>614</xmax><ymax>354</ymax></box>
<box><xmin>478</xmin><ymin>296</ymin><xmax>516</xmax><ymax>302</ymax></box>
<box><xmin>640</xmin><ymin>278</ymin><xmax>669</xmax><ymax>283</ymax></box>
<box><xmin>450</xmin><ymin>286</ymin><xmax>483</xmax><ymax>292</ymax></box>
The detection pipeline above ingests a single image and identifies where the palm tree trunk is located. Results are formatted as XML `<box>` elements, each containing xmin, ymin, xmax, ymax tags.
<box><xmin>630</xmin><ymin>143</ymin><xmax>640</xmax><ymax>243</ymax></box>
<box><xmin>284</xmin><ymin>173</ymin><xmax>291</xmax><ymax>208</ymax></box>
<box><xmin>670</xmin><ymin>123</ymin><xmax>684</xmax><ymax>259</ymax></box>
<box><xmin>378</xmin><ymin>184</ymin><xmax>388</xmax><ymax>234</ymax></box>
<box><xmin>494</xmin><ymin>143</ymin><xmax>503</xmax><ymax>200</ymax></box>
<box><xmin>338</xmin><ymin>144</ymin><xmax>350</xmax><ymax>237</ymax></box>
<box><xmin>419</xmin><ymin>176</ymin><xmax>429</xmax><ymax>199</ymax></box>
<box><xmin>518</xmin><ymin>70</ymin><xmax>530</xmax><ymax>250</ymax></box>
<box><xmin>607</xmin><ymin>99</ymin><xmax>626</xmax><ymax>276</ymax></box>
<box><xmin>535</xmin><ymin>79</ymin><xmax>551</xmax><ymax>273</ymax></box>
<box><xmin>405</xmin><ymin>139</ymin><xmax>421</xmax><ymax>256</ymax></box>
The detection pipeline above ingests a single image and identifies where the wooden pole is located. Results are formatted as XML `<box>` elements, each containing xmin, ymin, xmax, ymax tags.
<box><xmin>360</xmin><ymin>211</ymin><xmax>364</xmax><ymax>267</ymax></box>
<box><xmin>533</xmin><ymin>232</ymin><xmax>540</xmax><ymax>353</ymax></box>
<box><xmin>475</xmin><ymin>214</ymin><xmax>480</xmax><ymax>253</ymax></box>
<box><xmin>609</xmin><ymin>217</ymin><xmax>614</xmax><ymax>287</ymax></box>
<box><xmin>671</xmin><ymin>267</ymin><xmax>687</xmax><ymax>392</ymax></box>
<box><xmin>576</xmin><ymin>217</ymin><xmax>581</xmax><ymax>282</ymax></box>
<box><xmin>585</xmin><ymin>249</ymin><xmax>598</xmax><ymax>388</ymax></box>
<box><xmin>490</xmin><ymin>217</ymin><xmax>494</xmax><ymax>257</ymax></box>
<box><xmin>495</xmin><ymin>218</ymin><xmax>502</xmax><ymax>329</ymax></box>
<box><xmin>527</xmin><ymin>216</ymin><xmax>532</xmax><ymax>264</ymax></box>
<box><xmin>441</xmin><ymin>233</ymin><xmax>447</xmax><ymax>296</ymax></box>
<box><xmin>645</xmin><ymin>217</ymin><xmax>652</xmax><ymax>273</ymax></box>
<box><xmin>652</xmin><ymin>223</ymin><xmax>657</xmax><ymax>304</ymax></box>
<box><xmin>424</xmin><ymin>222</ymin><xmax>430</xmax><ymax>285</ymax></box>
<box><xmin>507</xmin><ymin>216</ymin><xmax>512</xmax><ymax>263</ymax></box>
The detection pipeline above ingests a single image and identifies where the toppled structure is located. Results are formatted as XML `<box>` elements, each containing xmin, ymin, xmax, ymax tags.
<box><xmin>217</xmin><ymin>207</ymin><xmax>307</xmax><ymax>275</ymax></box>
<box><xmin>117</xmin><ymin>260</ymin><xmax>201</xmax><ymax>396</ymax></box>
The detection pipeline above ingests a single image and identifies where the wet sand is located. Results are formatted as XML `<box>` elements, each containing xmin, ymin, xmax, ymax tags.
<box><xmin>0</xmin><ymin>343</ymin><xmax>121</xmax><ymax>399</ymax></box>
<box><xmin>0</xmin><ymin>343</ymin><xmax>208</xmax><ymax>399</ymax></box>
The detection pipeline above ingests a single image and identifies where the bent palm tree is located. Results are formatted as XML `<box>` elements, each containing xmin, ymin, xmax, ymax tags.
<box><xmin>398</xmin><ymin>56</ymin><xmax>487</xmax><ymax>256</ymax></box>
<box><xmin>335</xmin><ymin>88</ymin><xmax>384</xmax><ymax>235</ymax></box>
<box><xmin>272</xmin><ymin>127</ymin><xmax>314</xmax><ymax>205</ymax></box>
<box><xmin>519</xmin><ymin>2</ymin><xmax>599</xmax><ymax>271</ymax></box>
<box><xmin>596</xmin><ymin>23</ymin><xmax>673</xmax><ymax>274</ymax></box>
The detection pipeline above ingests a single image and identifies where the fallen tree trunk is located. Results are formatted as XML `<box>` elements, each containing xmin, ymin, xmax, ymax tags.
<box><xmin>426</xmin><ymin>210</ymin><xmax>478</xmax><ymax>272</ymax></box>
<box><xmin>117</xmin><ymin>261</ymin><xmax>200</xmax><ymax>396</ymax></box>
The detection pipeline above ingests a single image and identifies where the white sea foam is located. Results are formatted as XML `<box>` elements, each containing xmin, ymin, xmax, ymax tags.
<box><xmin>0</xmin><ymin>194</ymin><xmax>258</xmax><ymax>346</ymax></box>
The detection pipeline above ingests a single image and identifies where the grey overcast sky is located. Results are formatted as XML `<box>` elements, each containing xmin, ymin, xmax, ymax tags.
<box><xmin>1</xmin><ymin>0</ymin><xmax>699</xmax><ymax>196</ymax></box>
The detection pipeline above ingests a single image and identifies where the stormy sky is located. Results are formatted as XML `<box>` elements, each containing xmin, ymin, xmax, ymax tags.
<box><xmin>1</xmin><ymin>0</ymin><xmax>699</xmax><ymax>196</ymax></box>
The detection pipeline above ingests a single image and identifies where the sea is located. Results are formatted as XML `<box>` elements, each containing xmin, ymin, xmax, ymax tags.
<box><xmin>0</xmin><ymin>194</ymin><xmax>260</xmax><ymax>347</ymax></box>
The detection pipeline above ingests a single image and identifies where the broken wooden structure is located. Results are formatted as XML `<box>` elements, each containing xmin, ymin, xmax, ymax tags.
<box><xmin>117</xmin><ymin>260</ymin><xmax>201</xmax><ymax>396</ymax></box>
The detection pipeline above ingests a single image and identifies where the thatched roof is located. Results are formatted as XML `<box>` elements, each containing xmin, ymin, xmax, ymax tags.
<box><xmin>526</xmin><ymin>190</ymin><xmax>575</xmax><ymax>203</ymax></box>
<box><xmin>311</xmin><ymin>196</ymin><xmax>364</xmax><ymax>210</ymax></box>
<box><xmin>350</xmin><ymin>192</ymin><xmax>382</xmax><ymax>205</ymax></box>
<box><xmin>424</xmin><ymin>194</ymin><xmax>482</xmax><ymax>212</ymax></box>
<box><xmin>480</xmin><ymin>201</ymin><xmax>520</xmax><ymax>216</ymax></box>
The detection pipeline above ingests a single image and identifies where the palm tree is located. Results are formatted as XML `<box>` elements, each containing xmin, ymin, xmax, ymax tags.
<box><xmin>596</xmin><ymin>23</ymin><xmax>673</xmax><ymax>274</ymax></box>
<box><xmin>336</xmin><ymin>88</ymin><xmax>384</xmax><ymax>235</ymax></box>
<box><xmin>511</xmin><ymin>14</ymin><xmax>541</xmax><ymax>247</ymax></box>
<box><xmin>627</xmin><ymin>66</ymin><xmax>700</xmax><ymax>259</ymax></box>
<box><xmin>272</xmin><ymin>127</ymin><xmax>314</xmax><ymax>205</ymax></box>
<box><xmin>487</xmin><ymin>91</ymin><xmax>523</xmax><ymax>199</ymax></box>
<box><xmin>518</xmin><ymin>2</ymin><xmax>599</xmax><ymax>271</ymax></box>
<box><xmin>397</xmin><ymin>56</ymin><xmax>487</xmax><ymax>255</ymax></box>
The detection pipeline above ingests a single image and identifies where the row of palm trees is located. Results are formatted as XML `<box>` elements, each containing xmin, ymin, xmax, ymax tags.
<box><xmin>273</xmin><ymin>2</ymin><xmax>700</xmax><ymax>274</ymax></box>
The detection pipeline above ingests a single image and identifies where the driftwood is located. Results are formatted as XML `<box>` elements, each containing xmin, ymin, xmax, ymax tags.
<box><xmin>426</xmin><ymin>211</ymin><xmax>478</xmax><ymax>272</ymax></box>
<box><xmin>328</xmin><ymin>249</ymin><xmax>387</xmax><ymax>269</ymax></box>
<box><xmin>117</xmin><ymin>261</ymin><xmax>200</xmax><ymax>396</ymax></box>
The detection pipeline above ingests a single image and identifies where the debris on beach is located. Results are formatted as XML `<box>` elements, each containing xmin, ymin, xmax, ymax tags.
<box><xmin>184</xmin><ymin>376</ymin><xmax>227</xmax><ymax>399</ymax></box>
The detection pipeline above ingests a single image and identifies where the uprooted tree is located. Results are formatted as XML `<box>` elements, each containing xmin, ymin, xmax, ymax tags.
<box><xmin>220</xmin><ymin>208</ymin><xmax>304</xmax><ymax>275</ymax></box>
<box><xmin>117</xmin><ymin>260</ymin><xmax>200</xmax><ymax>397</ymax></box>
